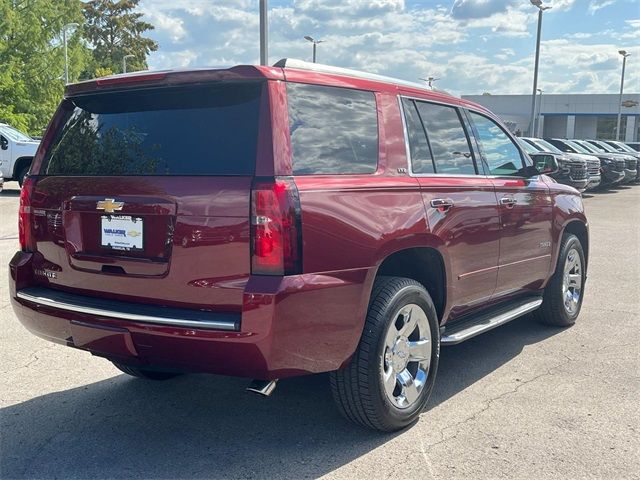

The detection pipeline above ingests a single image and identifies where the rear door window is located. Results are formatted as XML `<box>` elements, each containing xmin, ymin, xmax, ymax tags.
<box><xmin>414</xmin><ymin>102</ymin><xmax>476</xmax><ymax>175</ymax></box>
<box><xmin>42</xmin><ymin>83</ymin><xmax>263</xmax><ymax>176</ymax></box>
<box><xmin>287</xmin><ymin>83</ymin><xmax>378</xmax><ymax>175</ymax></box>
<box><xmin>468</xmin><ymin>112</ymin><xmax>524</xmax><ymax>176</ymax></box>
<box><xmin>401</xmin><ymin>99</ymin><xmax>435</xmax><ymax>174</ymax></box>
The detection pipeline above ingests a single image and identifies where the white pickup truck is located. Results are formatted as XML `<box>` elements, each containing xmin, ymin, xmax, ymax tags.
<box><xmin>0</xmin><ymin>123</ymin><xmax>40</xmax><ymax>186</ymax></box>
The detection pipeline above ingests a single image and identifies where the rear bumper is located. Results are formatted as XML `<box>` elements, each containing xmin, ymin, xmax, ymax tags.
<box><xmin>10</xmin><ymin>251</ymin><xmax>374</xmax><ymax>379</ymax></box>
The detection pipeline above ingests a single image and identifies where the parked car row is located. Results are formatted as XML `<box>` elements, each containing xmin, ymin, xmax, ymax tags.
<box><xmin>518</xmin><ymin>136</ymin><xmax>639</xmax><ymax>192</ymax></box>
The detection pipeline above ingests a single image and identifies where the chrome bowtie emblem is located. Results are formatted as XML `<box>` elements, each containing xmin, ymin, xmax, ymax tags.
<box><xmin>96</xmin><ymin>198</ymin><xmax>124</xmax><ymax>214</ymax></box>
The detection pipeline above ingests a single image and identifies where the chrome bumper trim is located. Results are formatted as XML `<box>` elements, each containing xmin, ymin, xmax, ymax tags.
<box><xmin>16</xmin><ymin>288</ymin><xmax>238</xmax><ymax>331</ymax></box>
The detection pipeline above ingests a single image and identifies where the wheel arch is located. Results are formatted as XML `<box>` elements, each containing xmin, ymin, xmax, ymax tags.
<box><xmin>12</xmin><ymin>156</ymin><xmax>33</xmax><ymax>179</ymax></box>
<box><xmin>373</xmin><ymin>246</ymin><xmax>447</xmax><ymax>323</ymax></box>
<box><xmin>557</xmin><ymin>220</ymin><xmax>589</xmax><ymax>273</ymax></box>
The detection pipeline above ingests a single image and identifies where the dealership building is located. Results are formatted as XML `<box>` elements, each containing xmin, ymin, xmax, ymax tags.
<box><xmin>462</xmin><ymin>93</ymin><xmax>640</xmax><ymax>142</ymax></box>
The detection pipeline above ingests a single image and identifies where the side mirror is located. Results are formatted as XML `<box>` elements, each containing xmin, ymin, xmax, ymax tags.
<box><xmin>0</xmin><ymin>136</ymin><xmax>7</xmax><ymax>151</ymax></box>
<box><xmin>531</xmin><ymin>154</ymin><xmax>558</xmax><ymax>175</ymax></box>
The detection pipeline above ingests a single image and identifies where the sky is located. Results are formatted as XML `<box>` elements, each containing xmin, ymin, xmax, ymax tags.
<box><xmin>137</xmin><ymin>0</ymin><xmax>640</xmax><ymax>96</ymax></box>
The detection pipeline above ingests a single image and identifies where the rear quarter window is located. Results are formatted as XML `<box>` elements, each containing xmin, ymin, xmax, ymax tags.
<box><xmin>287</xmin><ymin>83</ymin><xmax>378</xmax><ymax>175</ymax></box>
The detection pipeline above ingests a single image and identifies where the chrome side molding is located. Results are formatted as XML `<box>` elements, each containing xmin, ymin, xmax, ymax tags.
<box><xmin>441</xmin><ymin>298</ymin><xmax>543</xmax><ymax>345</ymax></box>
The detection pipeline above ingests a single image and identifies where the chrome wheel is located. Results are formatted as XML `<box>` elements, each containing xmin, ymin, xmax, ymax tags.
<box><xmin>381</xmin><ymin>303</ymin><xmax>432</xmax><ymax>409</ymax></box>
<box><xmin>562</xmin><ymin>247</ymin><xmax>582</xmax><ymax>315</ymax></box>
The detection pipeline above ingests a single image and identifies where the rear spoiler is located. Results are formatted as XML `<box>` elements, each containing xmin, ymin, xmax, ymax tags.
<box><xmin>65</xmin><ymin>65</ymin><xmax>285</xmax><ymax>97</ymax></box>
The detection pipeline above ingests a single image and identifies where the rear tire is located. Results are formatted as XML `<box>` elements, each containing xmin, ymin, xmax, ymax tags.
<box><xmin>534</xmin><ymin>233</ymin><xmax>586</xmax><ymax>327</ymax></box>
<box><xmin>330</xmin><ymin>276</ymin><xmax>440</xmax><ymax>432</ymax></box>
<box><xmin>113</xmin><ymin>362</ymin><xmax>182</xmax><ymax>381</ymax></box>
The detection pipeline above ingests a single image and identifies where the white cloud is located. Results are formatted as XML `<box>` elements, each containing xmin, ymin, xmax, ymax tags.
<box><xmin>144</xmin><ymin>10</ymin><xmax>187</xmax><ymax>42</ymax></box>
<box><xmin>151</xmin><ymin>50</ymin><xmax>198</xmax><ymax>69</ymax></box>
<box><xmin>495</xmin><ymin>48</ymin><xmax>516</xmax><ymax>60</ymax></box>
<box><xmin>587</xmin><ymin>0</ymin><xmax>618</xmax><ymax>14</ymax></box>
<box><xmin>136</xmin><ymin>0</ymin><xmax>635</xmax><ymax>96</ymax></box>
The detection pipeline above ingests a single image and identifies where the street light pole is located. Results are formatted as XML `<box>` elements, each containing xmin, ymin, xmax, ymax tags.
<box><xmin>304</xmin><ymin>36</ymin><xmax>324</xmax><ymax>63</ymax></box>
<box><xmin>528</xmin><ymin>1</ymin><xmax>551</xmax><ymax>137</ymax></box>
<box><xmin>259</xmin><ymin>0</ymin><xmax>268</xmax><ymax>65</ymax></box>
<box><xmin>123</xmin><ymin>54</ymin><xmax>135</xmax><ymax>73</ymax></box>
<box><xmin>616</xmin><ymin>50</ymin><xmax>631</xmax><ymax>141</ymax></box>
<box><xmin>62</xmin><ymin>23</ymin><xmax>79</xmax><ymax>84</ymax></box>
<box><xmin>536</xmin><ymin>88</ymin><xmax>543</xmax><ymax>137</ymax></box>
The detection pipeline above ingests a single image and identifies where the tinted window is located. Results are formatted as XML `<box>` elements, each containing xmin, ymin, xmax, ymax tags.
<box><xmin>469</xmin><ymin>112</ymin><xmax>523</xmax><ymax>176</ymax></box>
<box><xmin>42</xmin><ymin>83</ymin><xmax>262</xmax><ymax>176</ymax></box>
<box><xmin>414</xmin><ymin>102</ymin><xmax>476</xmax><ymax>175</ymax></box>
<box><xmin>402</xmin><ymin>99</ymin><xmax>435</xmax><ymax>174</ymax></box>
<box><xmin>287</xmin><ymin>83</ymin><xmax>378</xmax><ymax>175</ymax></box>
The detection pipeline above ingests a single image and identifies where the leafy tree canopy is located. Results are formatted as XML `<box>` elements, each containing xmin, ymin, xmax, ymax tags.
<box><xmin>1</xmin><ymin>0</ymin><xmax>159</xmax><ymax>135</ymax></box>
<box><xmin>83</xmin><ymin>0</ymin><xmax>158</xmax><ymax>75</ymax></box>
<box><xmin>0</xmin><ymin>0</ymin><xmax>87</xmax><ymax>134</ymax></box>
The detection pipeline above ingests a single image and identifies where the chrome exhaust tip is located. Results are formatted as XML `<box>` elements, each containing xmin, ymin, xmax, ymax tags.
<box><xmin>246</xmin><ymin>379</ymin><xmax>278</xmax><ymax>396</ymax></box>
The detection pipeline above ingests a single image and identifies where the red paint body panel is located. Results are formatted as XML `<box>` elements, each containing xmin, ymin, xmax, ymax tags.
<box><xmin>417</xmin><ymin>176</ymin><xmax>501</xmax><ymax>320</ymax></box>
<box><xmin>490</xmin><ymin>177</ymin><xmax>553</xmax><ymax>296</ymax></box>
<box><xmin>9</xmin><ymin>64</ymin><xmax>589</xmax><ymax>380</ymax></box>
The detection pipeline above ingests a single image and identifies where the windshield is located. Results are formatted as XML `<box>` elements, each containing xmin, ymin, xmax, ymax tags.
<box><xmin>527</xmin><ymin>138</ymin><xmax>563</xmax><ymax>154</ymax></box>
<box><xmin>591</xmin><ymin>141</ymin><xmax>617</xmax><ymax>153</ymax></box>
<box><xmin>42</xmin><ymin>83</ymin><xmax>262</xmax><ymax>176</ymax></box>
<box><xmin>0</xmin><ymin>125</ymin><xmax>33</xmax><ymax>142</ymax></box>
<box><xmin>563</xmin><ymin>140</ymin><xmax>592</xmax><ymax>154</ymax></box>
<box><xmin>608</xmin><ymin>141</ymin><xmax>635</xmax><ymax>153</ymax></box>
<box><xmin>576</xmin><ymin>140</ymin><xmax>605</xmax><ymax>153</ymax></box>
<box><xmin>518</xmin><ymin>138</ymin><xmax>538</xmax><ymax>154</ymax></box>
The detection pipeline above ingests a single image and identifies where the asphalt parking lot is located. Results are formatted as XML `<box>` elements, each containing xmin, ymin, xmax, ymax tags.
<box><xmin>0</xmin><ymin>180</ymin><xmax>638</xmax><ymax>480</ymax></box>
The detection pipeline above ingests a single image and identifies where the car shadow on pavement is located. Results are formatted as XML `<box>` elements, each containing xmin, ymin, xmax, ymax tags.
<box><xmin>588</xmin><ymin>187</ymin><xmax>628</xmax><ymax>195</ymax></box>
<box><xmin>0</xmin><ymin>188</ymin><xmax>20</xmax><ymax>197</ymax></box>
<box><xmin>0</xmin><ymin>315</ymin><xmax>561</xmax><ymax>479</ymax></box>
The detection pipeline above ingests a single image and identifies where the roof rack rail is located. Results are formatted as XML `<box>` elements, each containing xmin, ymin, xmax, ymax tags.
<box><xmin>273</xmin><ymin>58</ymin><xmax>452</xmax><ymax>96</ymax></box>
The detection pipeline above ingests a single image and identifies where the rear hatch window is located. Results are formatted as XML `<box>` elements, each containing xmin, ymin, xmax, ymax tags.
<box><xmin>41</xmin><ymin>83</ymin><xmax>262</xmax><ymax>176</ymax></box>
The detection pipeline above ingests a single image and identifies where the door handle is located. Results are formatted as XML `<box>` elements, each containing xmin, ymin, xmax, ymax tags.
<box><xmin>500</xmin><ymin>196</ymin><xmax>517</xmax><ymax>208</ymax></box>
<box><xmin>430</xmin><ymin>198</ymin><xmax>455</xmax><ymax>211</ymax></box>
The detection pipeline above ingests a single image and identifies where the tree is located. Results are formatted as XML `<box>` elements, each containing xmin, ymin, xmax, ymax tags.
<box><xmin>0</xmin><ymin>0</ymin><xmax>88</xmax><ymax>134</ymax></box>
<box><xmin>83</xmin><ymin>0</ymin><xmax>158</xmax><ymax>75</ymax></box>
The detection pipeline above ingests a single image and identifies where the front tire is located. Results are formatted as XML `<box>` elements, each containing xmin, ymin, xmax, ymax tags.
<box><xmin>113</xmin><ymin>362</ymin><xmax>182</xmax><ymax>381</ymax></box>
<box><xmin>330</xmin><ymin>276</ymin><xmax>440</xmax><ymax>432</ymax></box>
<box><xmin>534</xmin><ymin>233</ymin><xmax>586</xmax><ymax>327</ymax></box>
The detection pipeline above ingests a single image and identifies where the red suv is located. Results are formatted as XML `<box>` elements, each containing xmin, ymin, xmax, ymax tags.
<box><xmin>10</xmin><ymin>59</ymin><xmax>589</xmax><ymax>431</ymax></box>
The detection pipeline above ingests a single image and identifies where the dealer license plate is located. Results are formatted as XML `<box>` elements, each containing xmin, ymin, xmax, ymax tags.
<box><xmin>100</xmin><ymin>215</ymin><xmax>144</xmax><ymax>251</ymax></box>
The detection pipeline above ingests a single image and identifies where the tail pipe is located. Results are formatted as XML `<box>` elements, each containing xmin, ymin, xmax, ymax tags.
<box><xmin>246</xmin><ymin>379</ymin><xmax>278</xmax><ymax>396</ymax></box>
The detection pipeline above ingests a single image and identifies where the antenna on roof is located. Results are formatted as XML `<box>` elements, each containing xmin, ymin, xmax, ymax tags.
<box><xmin>419</xmin><ymin>77</ymin><xmax>440</xmax><ymax>89</ymax></box>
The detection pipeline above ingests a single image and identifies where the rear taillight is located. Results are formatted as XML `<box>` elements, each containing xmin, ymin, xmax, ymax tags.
<box><xmin>18</xmin><ymin>176</ymin><xmax>36</xmax><ymax>251</ymax></box>
<box><xmin>250</xmin><ymin>177</ymin><xmax>302</xmax><ymax>275</ymax></box>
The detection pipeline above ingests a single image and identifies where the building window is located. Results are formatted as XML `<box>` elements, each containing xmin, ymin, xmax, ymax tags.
<box><xmin>597</xmin><ymin>115</ymin><xmax>627</xmax><ymax>140</ymax></box>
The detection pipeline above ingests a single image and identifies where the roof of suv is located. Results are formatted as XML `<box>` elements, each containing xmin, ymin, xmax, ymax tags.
<box><xmin>65</xmin><ymin>58</ymin><xmax>491</xmax><ymax>115</ymax></box>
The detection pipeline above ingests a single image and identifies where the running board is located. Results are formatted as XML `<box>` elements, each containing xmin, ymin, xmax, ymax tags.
<box><xmin>441</xmin><ymin>298</ymin><xmax>543</xmax><ymax>345</ymax></box>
